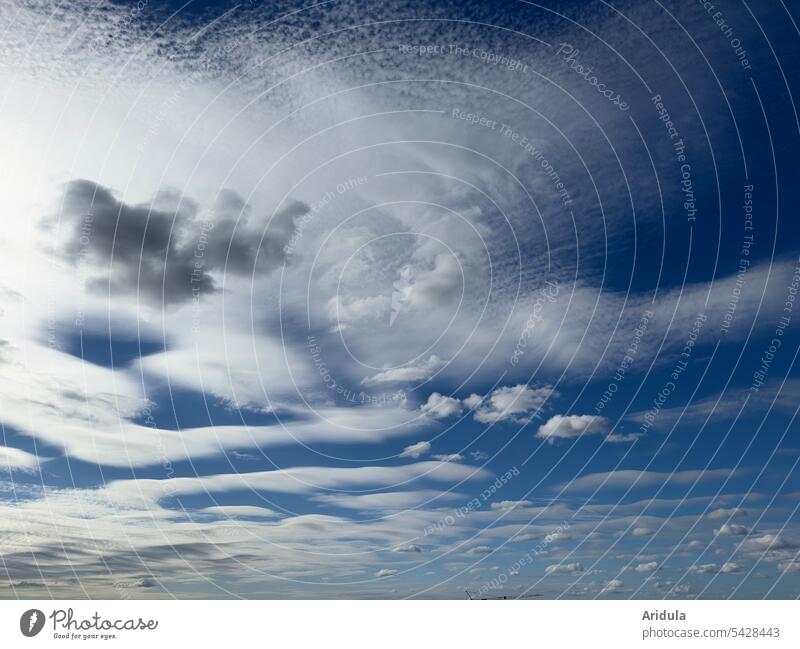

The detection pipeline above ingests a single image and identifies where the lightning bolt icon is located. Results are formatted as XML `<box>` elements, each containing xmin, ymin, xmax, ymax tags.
<box><xmin>28</xmin><ymin>611</ymin><xmax>38</xmax><ymax>632</ymax></box>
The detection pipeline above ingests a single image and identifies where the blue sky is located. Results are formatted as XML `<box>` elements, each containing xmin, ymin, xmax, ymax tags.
<box><xmin>0</xmin><ymin>0</ymin><xmax>799</xmax><ymax>598</ymax></box>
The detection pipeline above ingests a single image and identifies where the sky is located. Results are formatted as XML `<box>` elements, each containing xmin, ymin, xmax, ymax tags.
<box><xmin>0</xmin><ymin>0</ymin><xmax>799</xmax><ymax>599</ymax></box>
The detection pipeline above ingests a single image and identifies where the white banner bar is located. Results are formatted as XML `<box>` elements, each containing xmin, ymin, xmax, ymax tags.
<box><xmin>0</xmin><ymin>600</ymin><xmax>797</xmax><ymax>647</ymax></box>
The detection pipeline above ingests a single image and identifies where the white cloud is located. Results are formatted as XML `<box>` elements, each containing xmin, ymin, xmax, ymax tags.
<box><xmin>463</xmin><ymin>394</ymin><xmax>483</xmax><ymax>409</ymax></box>
<box><xmin>690</xmin><ymin>562</ymin><xmax>743</xmax><ymax>574</ymax></box>
<box><xmin>420</xmin><ymin>393</ymin><xmax>463</xmax><ymax>419</ymax></box>
<box><xmin>739</xmin><ymin>534</ymin><xmax>799</xmax><ymax>552</ymax></box>
<box><xmin>629</xmin><ymin>380</ymin><xmax>800</xmax><ymax>431</ymax></box>
<box><xmin>392</xmin><ymin>545</ymin><xmax>422</xmax><ymax>553</ymax></box>
<box><xmin>545</xmin><ymin>562</ymin><xmax>584</xmax><ymax>575</ymax></box>
<box><xmin>135</xmin><ymin>330</ymin><xmax>314</xmax><ymax>412</ymax></box>
<box><xmin>635</xmin><ymin>561</ymin><xmax>658</xmax><ymax>573</ymax></box>
<box><xmin>601</xmin><ymin>579</ymin><xmax>623</xmax><ymax>593</ymax></box>
<box><xmin>399</xmin><ymin>441</ymin><xmax>431</xmax><ymax>459</ymax></box>
<box><xmin>690</xmin><ymin>563</ymin><xmax>718</xmax><ymax>574</ymax></box>
<box><xmin>720</xmin><ymin>562</ymin><xmax>743</xmax><ymax>573</ymax></box>
<box><xmin>707</xmin><ymin>507</ymin><xmax>747</xmax><ymax>520</ymax></box>
<box><xmin>403</xmin><ymin>254</ymin><xmax>463</xmax><ymax>313</ymax></box>
<box><xmin>0</xmin><ymin>446</ymin><xmax>44</xmax><ymax>473</ymax></box>
<box><xmin>105</xmin><ymin>461</ymin><xmax>490</xmax><ymax>507</ymax></box>
<box><xmin>560</xmin><ymin>468</ymin><xmax>746</xmax><ymax>492</ymax></box>
<box><xmin>631</xmin><ymin>527</ymin><xmax>654</xmax><ymax>537</ymax></box>
<box><xmin>199</xmin><ymin>506</ymin><xmax>281</xmax><ymax>519</ymax></box>
<box><xmin>470</xmin><ymin>385</ymin><xmax>555</xmax><ymax>424</ymax></box>
<box><xmin>0</xmin><ymin>470</ymin><xmax>485</xmax><ymax>594</ymax></box>
<box><xmin>313</xmin><ymin>490</ymin><xmax>463</xmax><ymax>511</ymax></box>
<box><xmin>715</xmin><ymin>524</ymin><xmax>751</xmax><ymax>536</ymax></box>
<box><xmin>363</xmin><ymin>355</ymin><xmax>445</xmax><ymax>385</ymax></box>
<box><xmin>778</xmin><ymin>560</ymin><xmax>800</xmax><ymax>573</ymax></box>
<box><xmin>536</xmin><ymin>414</ymin><xmax>609</xmax><ymax>443</ymax></box>
<box><xmin>431</xmin><ymin>454</ymin><xmax>463</xmax><ymax>462</ymax></box>
<box><xmin>605</xmin><ymin>433</ymin><xmax>641</xmax><ymax>443</ymax></box>
<box><xmin>375</xmin><ymin>569</ymin><xmax>398</xmax><ymax>577</ymax></box>
<box><xmin>469</xmin><ymin>546</ymin><xmax>493</xmax><ymax>555</ymax></box>
<box><xmin>0</xmin><ymin>335</ymin><xmax>430</xmax><ymax>467</ymax></box>
<box><xmin>329</xmin><ymin>294</ymin><xmax>391</xmax><ymax>326</ymax></box>
<box><xmin>491</xmin><ymin>500</ymin><xmax>534</xmax><ymax>511</ymax></box>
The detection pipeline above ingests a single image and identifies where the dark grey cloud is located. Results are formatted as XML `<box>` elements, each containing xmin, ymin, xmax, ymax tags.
<box><xmin>48</xmin><ymin>180</ymin><xmax>309</xmax><ymax>305</ymax></box>
<box><xmin>128</xmin><ymin>577</ymin><xmax>159</xmax><ymax>589</ymax></box>
<box><xmin>203</xmin><ymin>189</ymin><xmax>308</xmax><ymax>276</ymax></box>
<box><xmin>0</xmin><ymin>580</ymin><xmax>50</xmax><ymax>589</ymax></box>
<box><xmin>0</xmin><ymin>532</ymin><xmax>291</xmax><ymax>597</ymax></box>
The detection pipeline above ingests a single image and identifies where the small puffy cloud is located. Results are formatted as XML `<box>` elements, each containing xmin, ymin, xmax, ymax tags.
<box><xmin>463</xmin><ymin>394</ymin><xmax>483</xmax><ymax>409</ymax></box>
<box><xmin>691</xmin><ymin>562</ymin><xmax>742</xmax><ymax>574</ymax></box>
<box><xmin>491</xmin><ymin>500</ymin><xmax>534</xmax><ymax>511</ymax></box>
<box><xmin>375</xmin><ymin>569</ymin><xmax>398</xmax><ymax>577</ymax></box>
<box><xmin>601</xmin><ymin>579</ymin><xmax>623</xmax><ymax>593</ymax></box>
<box><xmin>544</xmin><ymin>531</ymin><xmax>573</xmax><ymax>543</ymax></box>
<box><xmin>715</xmin><ymin>524</ymin><xmax>751</xmax><ymax>536</ymax></box>
<box><xmin>432</xmin><ymin>454</ymin><xmax>463</xmax><ymax>462</ymax></box>
<box><xmin>536</xmin><ymin>414</ymin><xmax>609</xmax><ymax>443</ymax></box>
<box><xmin>707</xmin><ymin>507</ymin><xmax>747</xmax><ymax>520</ymax></box>
<box><xmin>469</xmin><ymin>546</ymin><xmax>493</xmax><ymax>555</ymax></box>
<box><xmin>399</xmin><ymin>441</ymin><xmax>431</xmax><ymax>459</ymax></box>
<box><xmin>392</xmin><ymin>545</ymin><xmax>422</xmax><ymax>553</ymax></box>
<box><xmin>470</xmin><ymin>450</ymin><xmax>489</xmax><ymax>461</ymax></box>
<box><xmin>778</xmin><ymin>560</ymin><xmax>800</xmax><ymax>573</ymax></box>
<box><xmin>605</xmin><ymin>432</ymin><xmax>641</xmax><ymax>443</ymax></box>
<box><xmin>631</xmin><ymin>527</ymin><xmax>654</xmax><ymax>537</ymax></box>
<box><xmin>470</xmin><ymin>385</ymin><xmax>555</xmax><ymax>424</ymax></box>
<box><xmin>635</xmin><ymin>561</ymin><xmax>658</xmax><ymax>573</ymax></box>
<box><xmin>720</xmin><ymin>562</ymin><xmax>743</xmax><ymax>573</ymax></box>
<box><xmin>545</xmin><ymin>562</ymin><xmax>584</xmax><ymax>575</ymax></box>
<box><xmin>690</xmin><ymin>563</ymin><xmax>718</xmax><ymax>574</ymax></box>
<box><xmin>420</xmin><ymin>393</ymin><xmax>462</xmax><ymax>419</ymax></box>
